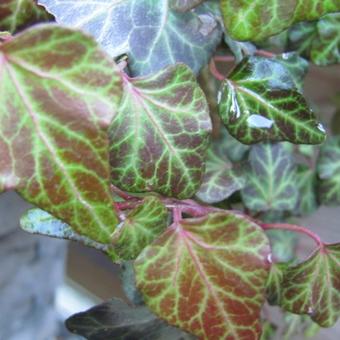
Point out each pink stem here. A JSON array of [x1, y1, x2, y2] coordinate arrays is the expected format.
[[172, 207, 182, 224], [214, 55, 235, 63], [110, 185, 137, 201], [259, 223, 324, 248], [255, 50, 276, 58], [209, 58, 225, 81]]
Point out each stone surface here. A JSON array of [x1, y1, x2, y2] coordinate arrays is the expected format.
[[0, 192, 66, 340]]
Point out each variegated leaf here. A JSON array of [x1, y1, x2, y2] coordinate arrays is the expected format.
[[220, 0, 340, 41], [0, 0, 52, 33], [242, 143, 299, 212], [109, 64, 211, 199], [135, 212, 271, 339], [218, 56, 325, 145], [0, 25, 122, 242], [317, 135, 340, 205], [112, 196, 168, 260], [196, 132, 246, 203], [281, 244, 340, 327], [38, 0, 222, 76]]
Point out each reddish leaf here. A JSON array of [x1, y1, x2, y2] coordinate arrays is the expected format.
[[135, 212, 271, 339], [0, 25, 122, 242]]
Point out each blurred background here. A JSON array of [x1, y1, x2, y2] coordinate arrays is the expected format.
[[0, 65, 339, 340]]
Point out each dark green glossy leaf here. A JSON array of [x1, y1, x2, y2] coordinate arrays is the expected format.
[[38, 0, 222, 76], [218, 57, 325, 145], [196, 132, 246, 203], [135, 212, 271, 339], [0, 0, 52, 33], [0, 25, 122, 243], [274, 52, 309, 93], [112, 197, 168, 260], [294, 166, 318, 216], [281, 243, 340, 327], [317, 135, 340, 205], [242, 143, 299, 212], [266, 262, 289, 305], [170, 0, 205, 12], [109, 64, 211, 199], [66, 298, 194, 340], [220, 0, 340, 41]]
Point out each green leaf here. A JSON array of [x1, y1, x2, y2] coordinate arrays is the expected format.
[[317, 135, 340, 205], [20, 208, 116, 255], [0, 25, 122, 243], [274, 52, 309, 93], [242, 143, 299, 212], [281, 313, 321, 339], [38, 0, 222, 76], [196, 133, 246, 203], [0, 0, 52, 33], [222, 130, 250, 162], [112, 197, 168, 260], [260, 320, 277, 340], [281, 244, 340, 327], [224, 34, 256, 64], [294, 166, 318, 215], [288, 13, 340, 66], [170, 0, 205, 12], [218, 56, 326, 145], [220, 0, 340, 41], [267, 230, 298, 262], [266, 262, 289, 305], [135, 212, 271, 339], [109, 64, 211, 199], [66, 298, 195, 340]]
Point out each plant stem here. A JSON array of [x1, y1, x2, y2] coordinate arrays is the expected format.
[[209, 58, 225, 81], [255, 50, 276, 58], [214, 55, 235, 63], [259, 223, 324, 248], [173, 207, 182, 223], [111, 185, 137, 201]]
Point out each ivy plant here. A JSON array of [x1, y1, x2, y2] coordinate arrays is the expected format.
[[1, 0, 340, 339]]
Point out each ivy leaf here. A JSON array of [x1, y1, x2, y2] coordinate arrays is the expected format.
[[0, 0, 53, 33], [218, 56, 326, 145], [224, 34, 256, 63], [20, 208, 118, 258], [289, 14, 340, 66], [242, 144, 299, 212], [38, 0, 222, 76], [266, 262, 289, 305], [282, 313, 320, 339], [222, 130, 250, 162], [274, 52, 309, 93], [109, 64, 211, 199], [281, 244, 340, 327], [112, 197, 169, 260], [267, 230, 298, 262], [317, 135, 340, 205], [135, 212, 271, 339], [0, 25, 122, 243], [196, 133, 246, 203], [260, 320, 277, 340], [66, 298, 195, 340], [170, 0, 205, 12], [220, 0, 340, 41], [294, 166, 318, 216]]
